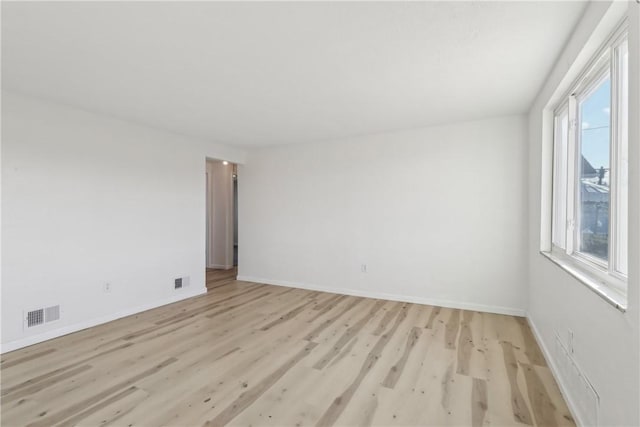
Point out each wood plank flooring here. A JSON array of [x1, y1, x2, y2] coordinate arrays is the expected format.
[[206, 267, 238, 291], [1, 278, 575, 426]]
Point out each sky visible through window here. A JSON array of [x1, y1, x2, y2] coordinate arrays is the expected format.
[[581, 78, 611, 173]]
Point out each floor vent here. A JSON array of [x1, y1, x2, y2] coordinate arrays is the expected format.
[[25, 305, 61, 329]]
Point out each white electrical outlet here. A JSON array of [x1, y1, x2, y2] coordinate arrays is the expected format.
[[103, 282, 111, 293], [361, 264, 367, 273]]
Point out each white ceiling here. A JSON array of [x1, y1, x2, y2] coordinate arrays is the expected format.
[[2, 1, 587, 147]]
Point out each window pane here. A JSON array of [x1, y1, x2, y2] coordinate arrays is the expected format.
[[615, 40, 628, 275], [552, 110, 569, 249], [578, 75, 610, 261]]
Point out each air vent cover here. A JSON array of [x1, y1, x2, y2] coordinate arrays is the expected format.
[[25, 305, 61, 329], [174, 276, 190, 289], [27, 309, 44, 328]]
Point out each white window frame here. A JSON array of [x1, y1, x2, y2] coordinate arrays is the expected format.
[[546, 20, 628, 306]]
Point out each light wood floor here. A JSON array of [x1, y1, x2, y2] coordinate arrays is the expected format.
[[1, 278, 574, 426], [206, 267, 238, 291]]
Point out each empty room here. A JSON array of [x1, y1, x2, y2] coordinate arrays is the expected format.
[[1, 1, 638, 426]]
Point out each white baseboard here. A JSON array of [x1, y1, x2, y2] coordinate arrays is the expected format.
[[236, 275, 525, 317], [526, 315, 584, 427], [0, 287, 207, 354]]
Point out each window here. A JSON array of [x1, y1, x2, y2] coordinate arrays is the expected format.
[[549, 23, 628, 298]]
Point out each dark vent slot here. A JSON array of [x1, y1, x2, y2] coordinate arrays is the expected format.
[[174, 278, 183, 289], [27, 309, 44, 328]]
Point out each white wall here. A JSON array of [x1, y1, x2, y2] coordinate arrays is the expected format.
[[1, 92, 246, 352], [239, 115, 528, 315], [527, 2, 639, 426], [206, 159, 234, 269]]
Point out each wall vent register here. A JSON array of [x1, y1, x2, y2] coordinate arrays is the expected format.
[[25, 305, 61, 329], [174, 276, 190, 289]]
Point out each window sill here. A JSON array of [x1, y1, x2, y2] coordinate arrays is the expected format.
[[540, 251, 627, 312]]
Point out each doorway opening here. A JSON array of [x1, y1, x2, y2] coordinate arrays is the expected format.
[[205, 158, 238, 291]]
